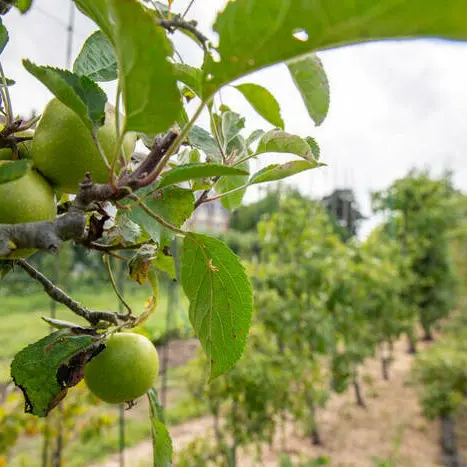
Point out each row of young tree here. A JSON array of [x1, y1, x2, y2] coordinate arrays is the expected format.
[[177, 169, 465, 466]]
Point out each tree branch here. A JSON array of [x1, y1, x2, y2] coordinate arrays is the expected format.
[[86, 241, 151, 252], [158, 17, 209, 51], [16, 259, 130, 326], [0, 131, 178, 257]]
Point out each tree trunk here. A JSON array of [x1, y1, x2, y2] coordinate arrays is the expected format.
[[51, 403, 63, 467], [353, 369, 366, 408], [228, 444, 237, 467], [311, 422, 322, 446], [380, 343, 390, 380], [381, 358, 390, 380], [406, 330, 417, 354], [305, 391, 322, 446], [440, 415, 464, 467], [280, 410, 287, 452], [42, 416, 50, 467], [423, 329, 434, 342], [160, 276, 176, 408], [119, 404, 125, 467]]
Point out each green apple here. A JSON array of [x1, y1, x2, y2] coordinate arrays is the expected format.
[[0, 161, 56, 258], [84, 333, 160, 404], [32, 98, 137, 194]]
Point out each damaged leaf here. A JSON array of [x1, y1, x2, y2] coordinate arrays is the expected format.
[[10, 329, 103, 417]]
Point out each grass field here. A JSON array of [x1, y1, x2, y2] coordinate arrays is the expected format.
[[0, 280, 190, 381]]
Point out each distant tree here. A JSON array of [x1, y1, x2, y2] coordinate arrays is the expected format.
[[373, 170, 460, 343]]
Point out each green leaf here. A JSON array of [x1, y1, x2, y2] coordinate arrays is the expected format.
[[203, 0, 467, 97], [0, 260, 12, 279], [256, 130, 317, 162], [234, 83, 284, 129], [157, 163, 249, 189], [22, 60, 106, 130], [246, 129, 265, 148], [188, 126, 222, 162], [126, 186, 194, 247], [0, 160, 29, 185], [177, 106, 190, 129], [214, 160, 249, 211], [11, 330, 102, 417], [76, 0, 182, 134], [15, 0, 33, 13], [221, 110, 245, 151], [181, 233, 253, 379], [73, 30, 118, 82], [114, 214, 143, 244], [152, 250, 176, 280], [221, 111, 245, 148], [0, 77, 15, 87], [0, 18, 8, 54], [249, 160, 321, 185], [287, 54, 329, 126], [148, 388, 173, 467], [305, 136, 320, 160], [177, 147, 200, 165], [173, 63, 202, 97], [221, 110, 245, 150]]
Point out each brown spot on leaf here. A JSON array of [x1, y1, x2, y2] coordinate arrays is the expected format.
[[57, 343, 105, 389]]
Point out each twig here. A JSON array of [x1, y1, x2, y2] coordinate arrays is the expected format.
[[181, 0, 196, 19], [128, 194, 186, 235], [158, 17, 208, 52], [193, 175, 222, 209], [91, 131, 111, 171], [87, 241, 150, 252], [133, 132, 179, 185], [0, 62, 13, 124], [103, 254, 133, 316], [209, 106, 227, 163], [196, 183, 248, 206], [144, 102, 206, 185], [194, 188, 213, 209], [16, 259, 130, 326]]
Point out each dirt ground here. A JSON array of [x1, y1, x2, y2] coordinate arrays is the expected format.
[[96, 336, 464, 467], [156, 338, 200, 369]]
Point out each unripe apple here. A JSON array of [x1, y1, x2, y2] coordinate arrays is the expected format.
[[32, 98, 136, 194], [0, 161, 56, 258], [84, 332, 160, 404]]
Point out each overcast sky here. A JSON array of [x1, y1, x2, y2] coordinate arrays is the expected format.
[[3, 1, 467, 236]]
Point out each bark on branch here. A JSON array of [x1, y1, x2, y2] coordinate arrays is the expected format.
[[0, 131, 178, 257], [17, 259, 130, 326]]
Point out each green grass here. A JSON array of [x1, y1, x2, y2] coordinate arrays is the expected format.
[[7, 414, 152, 467], [0, 282, 190, 381]]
